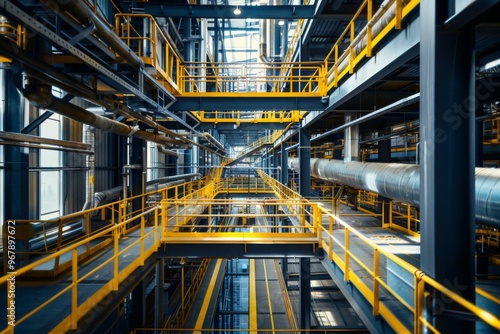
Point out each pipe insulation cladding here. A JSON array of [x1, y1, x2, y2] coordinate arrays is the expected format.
[[289, 158, 500, 227]]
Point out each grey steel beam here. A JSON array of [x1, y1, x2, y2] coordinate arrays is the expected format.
[[311, 93, 420, 142], [302, 16, 420, 128], [169, 97, 327, 111], [159, 243, 319, 258], [21, 94, 74, 134], [281, 142, 288, 186], [300, 258, 311, 331], [20, 110, 53, 134], [0, 1, 183, 125], [420, 1, 475, 332], [2, 66, 29, 267], [445, 0, 500, 30], [299, 127, 311, 198], [144, 4, 317, 19]]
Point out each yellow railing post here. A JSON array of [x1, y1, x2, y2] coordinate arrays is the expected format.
[[414, 271, 425, 334], [407, 203, 411, 231], [367, 0, 373, 57], [395, 0, 402, 29], [373, 249, 380, 316], [349, 23, 355, 74], [344, 228, 350, 281], [139, 216, 145, 266], [113, 227, 119, 291], [161, 200, 167, 239], [329, 215, 334, 260], [71, 248, 78, 330], [154, 207, 158, 242]]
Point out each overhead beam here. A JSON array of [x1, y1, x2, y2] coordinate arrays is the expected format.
[[169, 97, 327, 111], [159, 242, 319, 258], [143, 4, 317, 19]]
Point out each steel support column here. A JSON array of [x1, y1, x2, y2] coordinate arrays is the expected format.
[[130, 134, 146, 215], [299, 127, 311, 197], [273, 148, 279, 180], [420, 1, 475, 332], [344, 113, 359, 162], [131, 278, 146, 329], [281, 142, 288, 186], [2, 68, 29, 266], [475, 119, 483, 167], [299, 257, 311, 331], [185, 148, 192, 174], [378, 137, 392, 218], [154, 259, 165, 331], [378, 138, 391, 163]]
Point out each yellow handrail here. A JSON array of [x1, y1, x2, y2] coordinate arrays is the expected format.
[[324, 0, 420, 91], [257, 169, 500, 333]]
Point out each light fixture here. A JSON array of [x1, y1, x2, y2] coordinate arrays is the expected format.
[[234, 6, 241, 15], [278, 19, 285, 26]]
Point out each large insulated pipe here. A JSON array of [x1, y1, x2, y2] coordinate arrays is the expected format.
[[289, 158, 500, 227], [52, 0, 144, 69]]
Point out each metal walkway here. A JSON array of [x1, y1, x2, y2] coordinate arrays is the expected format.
[[2, 172, 500, 333]]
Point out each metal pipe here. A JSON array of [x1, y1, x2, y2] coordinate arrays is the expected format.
[[81, 125, 95, 211], [44, 96, 181, 147], [289, 158, 500, 227], [146, 173, 201, 186], [52, 0, 144, 69], [157, 146, 179, 158], [94, 173, 200, 207]]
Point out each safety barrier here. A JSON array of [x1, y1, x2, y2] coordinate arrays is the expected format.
[[258, 169, 500, 333], [180, 61, 324, 96], [3, 170, 499, 333], [324, 0, 420, 90], [164, 259, 211, 330], [0, 205, 160, 334], [191, 110, 303, 124]]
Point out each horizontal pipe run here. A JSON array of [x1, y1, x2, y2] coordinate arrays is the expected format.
[[52, 0, 144, 69], [289, 158, 500, 227], [46, 97, 180, 147]]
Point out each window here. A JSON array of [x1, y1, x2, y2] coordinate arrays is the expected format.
[[39, 113, 62, 219]]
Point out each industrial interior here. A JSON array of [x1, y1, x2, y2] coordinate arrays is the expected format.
[[1, 0, 500, 333]]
